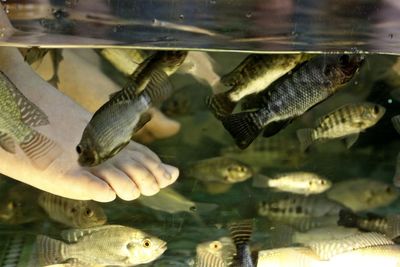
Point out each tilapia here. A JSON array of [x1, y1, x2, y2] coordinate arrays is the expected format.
[[37, 225, 167, 266], [257, 247, 322, 267], [252, 172, 331, 195], [186, 157, 253, 194], [338, 209, 400, 240], [326, 178, 399, 212], [297, 102, 385, 151], [196, 237, 235, 267], [38, 192, 107, 228], [76, 67, 173, 166], [0, 71, 62, 169], [206, 53, 312, 118], [0, 183, 44, 225], [221, 54, 365, 149], [258, 195, 347, 231], [228, 220, 255, 267], [138, 187, 217, 214], [292, 226, 361, 245]]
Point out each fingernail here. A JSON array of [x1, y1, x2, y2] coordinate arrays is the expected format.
[[163, 164, 179, 180]]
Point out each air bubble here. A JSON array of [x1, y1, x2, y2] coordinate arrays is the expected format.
[[179, 14, 184, 20]]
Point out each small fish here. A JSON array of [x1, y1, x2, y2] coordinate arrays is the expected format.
[[252, 172, 331, 195], [338, 209, 400, 240], [38, 192, 107, 228], [206, 53, 312, 118], [221, 54, 365, 149], [0, 71, 62, 169], [228, 220, 255, 267], [47, 49, 64, 87], [326, 178, 399, 212], [257, 247, 321, 267], [258, 195, 347, 231], [186, 157, 253, 194], [37, 225, 167, 266], [76, 68, 173, 166], [0, 183, 44, 225], [196, 237, 235, 267], [297, 102, 385, 151], [138, 187, 218, 214]]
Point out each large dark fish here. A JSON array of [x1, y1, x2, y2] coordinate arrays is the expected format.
[[228, 220, 255, 267], [222, 54, 365, 149]]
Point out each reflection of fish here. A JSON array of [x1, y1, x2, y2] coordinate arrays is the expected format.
[[37, 225, 167, 266], [338, 209, 400, 240], [0, 71, 62, 169], [77, 69, 172, 166], [327, 178, 399, 212], [196, 237, 235, 267], [207, 54, 312, 118], [222, 54, 364, 149], [138, 187, 217, 214], [0, 183, 44, 225], [253, 172, 331, 195], [38, 192, 107, 228], [258, 195, 346, 231], [297, 102, 385, 151], [186, 157, 253, 194]]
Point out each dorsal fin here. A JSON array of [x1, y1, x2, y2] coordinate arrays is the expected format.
[[60, 225, 124, 243], [0, 71, 49, 127]]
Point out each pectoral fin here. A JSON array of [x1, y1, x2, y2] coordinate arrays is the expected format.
[[133, 112, 152, 133], [343, 133, 359, 149]]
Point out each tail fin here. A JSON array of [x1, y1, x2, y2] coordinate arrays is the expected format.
[[392, 115, 400, 135], [252, 174, 272, 188], [394, 152, 400, 187], [36, 235, 67, 266], [20, 131, 62, 170], [221, 111, 263, 149], [205, 92, 236, 119], [337, 209, 359, 228], [296, 128, 315, 152]]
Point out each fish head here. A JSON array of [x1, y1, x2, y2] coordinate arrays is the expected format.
[[76, 127, 102, 166], [325, 54, 365, 84], [360, 103, 386, 123], [126, 232, 167, 264], [308, 176, 332, 193], [196, 237, 235, 264], [161, 51, 189, 74], [72, 201, 107, 228], [365, 184, 399, 207], [222, 161, 253, 183]]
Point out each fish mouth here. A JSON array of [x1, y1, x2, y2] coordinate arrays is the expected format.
[[159, 242, 168, 252]]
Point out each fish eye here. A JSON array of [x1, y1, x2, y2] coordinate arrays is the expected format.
[[142, 239, 152, 248], [85, 208, 94, 217], [386, 186, 392, 193], [373, 105, 380, 114], [308, 181, 313, 186], [209, 241, 222, 250], [70, 207, 77, 214], [339, 55, 350, 65], [76, 145, 82, 154]]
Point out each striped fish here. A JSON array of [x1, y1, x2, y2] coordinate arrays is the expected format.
[[196, 237, 235, 267], [0, 71, 61, 170], [38, 192, 107, 228], [297, 102, 385, 151]]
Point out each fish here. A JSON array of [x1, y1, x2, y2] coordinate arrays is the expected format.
[[196, 237, 235, 267], [20, 47, 50, 65], [221, 54, 365, 149], [206, 53, 312, 118], [186, 157, 253, 194], [138, 187, 218, 214], [0, 71, 62, 170], [0, 183, 44, 225], [100, 48, 148, 76], [338, 209, 400, 240], [252, 172, 331, 195], [326, 178, 399, 212], [258, 195, 347, 231], [76, 67, 173, 166], [36, 225, 167, 266], [394, 152, 400, 187], [256, 247, 322, 267], [297, 102, 385, 151], [228, 220, 255, 267], [292, 226, 361, 245], [37, 192, 107, 228], [47, 49, 64, 87]]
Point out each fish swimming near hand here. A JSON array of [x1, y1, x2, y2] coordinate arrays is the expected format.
[[207, 53, 312, 119], [186, 157, 253, 194], [222, 54, 365, 149], [252, 172, 331, 195], [76, 68, 173, 166], [326, 178, 399, 212], [37, 225, 167, 266], [338, 209, 400, 240], [0, 71, 62, 169], [38, 192, 107, 228], [297, 102, 385, 151]]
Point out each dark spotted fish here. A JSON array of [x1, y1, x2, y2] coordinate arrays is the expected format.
[[297, 102, 385, 151], [38, 192, 107, 228], [0, 71, 62, 169], [221, 54, 365, 149], [207, 53, 312, 118]]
